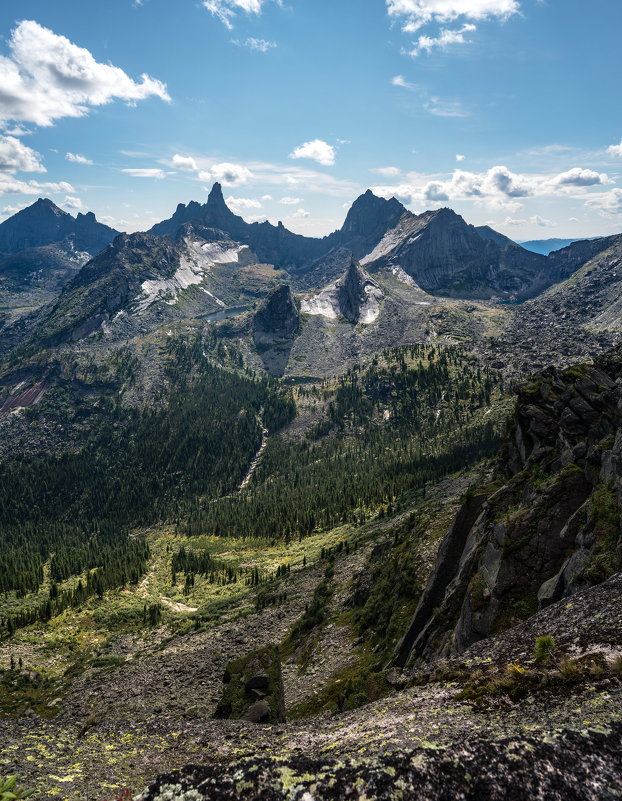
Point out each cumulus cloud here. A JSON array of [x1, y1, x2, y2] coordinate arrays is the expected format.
[[607, 139, 622, 157], [388, 0, 519, 56], [62, 195, 83, 210], [0, 20, 170, 127], [410, 23, 475, 54], [199, 162, 253, 186], [226, 195, 262, 209], [0, 135, 45, 173], [586, 189, 622, 216], [552, 167, 610, 187], [289, 139, 336, 167], [292, 208, 310, 218], [371, 164, 613, 211], [172, 154, 198, 172], [0, 177, 74, 196], [122, 168, 166, 179], [456, 154, 465, 161], [387, 0, 520, 29], [66, 152, 93, 165], [279, 196, 303, 205], [203, 0, 278, 29]]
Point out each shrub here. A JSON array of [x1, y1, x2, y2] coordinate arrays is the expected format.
[[558, 657, 582, 681], [0, 776, 35, 799], [533, 635, 557, 666]]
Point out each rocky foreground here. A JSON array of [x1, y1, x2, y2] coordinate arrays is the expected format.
[[140, 724, 622, 801]]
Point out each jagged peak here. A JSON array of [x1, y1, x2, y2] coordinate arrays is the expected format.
[[207, 182, 226, 207]]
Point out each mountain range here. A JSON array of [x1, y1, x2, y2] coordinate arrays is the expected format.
[[1, 182, 622, 800]]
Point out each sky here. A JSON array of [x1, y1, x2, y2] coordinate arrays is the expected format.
[[0, 0, 621, 241]]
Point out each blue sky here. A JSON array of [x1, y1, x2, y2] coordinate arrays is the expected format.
[[0, 0, 621, 240]]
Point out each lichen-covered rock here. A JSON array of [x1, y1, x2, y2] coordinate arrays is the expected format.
[[139, 723, 622, 800]]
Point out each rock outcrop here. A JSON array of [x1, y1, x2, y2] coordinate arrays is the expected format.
[[253, 285, 300, 346], [395, 350, 622, 666], [301, 256, 384, 324], [363, 207, 549, 300], [214, 645, 285, 724], [140, 724, 622, 800]]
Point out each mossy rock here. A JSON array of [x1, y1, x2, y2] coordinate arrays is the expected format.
[[214, 645, 284, 724]]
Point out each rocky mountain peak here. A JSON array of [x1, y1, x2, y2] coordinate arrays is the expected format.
[[337, 256, 384, 324], [253, 284, 299, 343], [0, 198, 118, 255], [207, 182, 226, 208], [341, 190, 407, 240]]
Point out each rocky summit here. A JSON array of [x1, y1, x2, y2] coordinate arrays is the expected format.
[[0, 182, 622, 801]]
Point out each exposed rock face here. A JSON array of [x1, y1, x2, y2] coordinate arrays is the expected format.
[[301, 256, 384, 324], [253, 285, 300, 346], [140, 724, 622, 800], [31, 232, 181, 345], [149, 185, 621, 301], [364, 207, 548, 300], [0, 198, 118, 255], [395, 351, 622, 666], [337, 190, 407, 258], [150, 184, 408, 275]]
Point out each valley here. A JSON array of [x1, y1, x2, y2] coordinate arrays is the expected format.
[[0, 187, 621, 800]]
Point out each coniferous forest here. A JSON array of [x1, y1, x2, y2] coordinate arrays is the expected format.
[[0, 336, 504, 638]]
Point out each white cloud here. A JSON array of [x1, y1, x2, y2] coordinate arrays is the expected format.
[[226, 195, 262, 209], [606, 139, 622, 157], [122, 168, 166, 179], [552, 167, 610, 187], [65, 152, 93, 165], [530, 215, 553, 227], [371, 163, 613, 211], [289, 139, 336, 167], [172, 154, 198, 172], [0, 177, 74, 196], [586, 189, 622, 216], [392, 75, 417, 89], [292, 208, 310, 218], [503, 217, 526, 226], [0, 135, 45, 173], [456, 154, 465, 161], [232, 37, 277, 52], [203, 0, 276, 29], [388, 1, 519, 56], [2, 124, 31, 136], [387, 0, 520, 29], [0, 20, 170, 127], [199, 162, 253, 186], [261, 194, 273, 201], [372, 166, 402, 177], [279, 196, 303, 205], [410, 22, 475, 54], [62, 195, 83, 210]]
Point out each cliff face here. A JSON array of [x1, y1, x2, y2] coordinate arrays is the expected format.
[[253, 284, 300, 346], [395, 352, 622, 666], [364, 207, 548, 300]]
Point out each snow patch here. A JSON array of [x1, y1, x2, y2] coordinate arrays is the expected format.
[[134, 239, 243, 313], [301, 288, 340, 319]]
